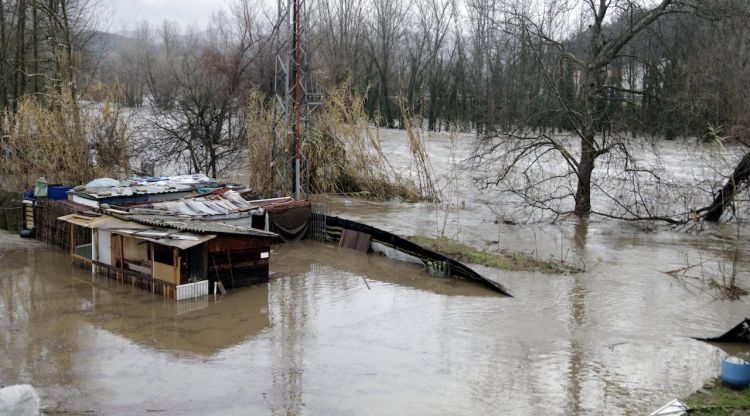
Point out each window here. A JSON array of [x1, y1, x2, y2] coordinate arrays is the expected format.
[[153, 244, 174, 265]]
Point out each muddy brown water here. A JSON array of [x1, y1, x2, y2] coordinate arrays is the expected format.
[[2, 131, 750, 415]]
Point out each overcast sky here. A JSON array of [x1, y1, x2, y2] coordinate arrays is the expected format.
[[100, 0, 232, 32]]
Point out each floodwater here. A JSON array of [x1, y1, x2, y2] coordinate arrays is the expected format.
[[2, 131, 750, 415]]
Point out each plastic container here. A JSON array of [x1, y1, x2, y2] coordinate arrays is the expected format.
[[34, 177, 48, 198], [47, 186, 73, 200], [721, 356, 750, 388]]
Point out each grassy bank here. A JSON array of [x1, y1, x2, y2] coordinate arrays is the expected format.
[[684, 377, 750, 415], [410, 236, 581, 274]]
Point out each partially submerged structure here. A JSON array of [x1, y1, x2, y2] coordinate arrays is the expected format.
[[20, 173, 511, 300], [17, 175, 280, 300], [696, 318, 750, 343], [318, 215, 512, 296], [59, 212, 277, 299]]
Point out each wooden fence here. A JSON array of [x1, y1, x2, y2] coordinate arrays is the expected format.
[[33, 200, 89, 250]]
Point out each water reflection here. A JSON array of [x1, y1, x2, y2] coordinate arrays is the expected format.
[[272, 241, 504, 297], [0, 221, 747, 415]]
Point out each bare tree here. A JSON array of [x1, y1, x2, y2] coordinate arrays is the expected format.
[[472, 0, 744, 220], [400, 0, 455, 122], [315, 0, 366, 86], [365, 0, 409, 127], [0, 1, 8, 114], [139, 1, 273, 178]]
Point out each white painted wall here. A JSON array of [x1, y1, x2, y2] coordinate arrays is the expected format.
[[98, 230, 112, 266]]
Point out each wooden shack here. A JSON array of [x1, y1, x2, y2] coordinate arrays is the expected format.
[[207, 235, 271, 289], [59, 213, 276, 299]]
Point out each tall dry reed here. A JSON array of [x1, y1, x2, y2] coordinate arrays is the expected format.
[[398, 97, 440, 202], [1, 86, 131, 190], [307, 83, 421, 200], [246, 90, 283, 194], [247, 82, 426, 201]]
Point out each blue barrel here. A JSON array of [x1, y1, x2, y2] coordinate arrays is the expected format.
[[721, 357, 750, 388], [47, 186, 73, 200]]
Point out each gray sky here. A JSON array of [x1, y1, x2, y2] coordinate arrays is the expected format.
[[101, 0, 231, 32]]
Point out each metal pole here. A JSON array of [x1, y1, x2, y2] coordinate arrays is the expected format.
[[293, 0, 302, 200]]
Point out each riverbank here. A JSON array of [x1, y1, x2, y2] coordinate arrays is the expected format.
[[684, 377, 750, 415], [409, 235, 582, 274], [0, 229, 43, 250]]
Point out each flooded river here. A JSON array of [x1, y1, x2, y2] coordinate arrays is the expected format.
[[2, 131, 750, 415]]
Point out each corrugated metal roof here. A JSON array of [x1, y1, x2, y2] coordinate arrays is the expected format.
[[59, 214, 219, 249], [137, 190, 261, 217], [124, 214, 278, 238], [108, 228, 216, 250], [58, 213, 99, 227], [58, 214, 149, 230]]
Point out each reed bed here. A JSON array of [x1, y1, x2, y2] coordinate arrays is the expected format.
[[398, 97, 440, 202], [1, 87, 131, 190], [246, 90, 282, 194], [247, 82, 435, 202]]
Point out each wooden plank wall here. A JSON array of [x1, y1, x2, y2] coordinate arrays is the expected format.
[[207, 236, 270, 289]]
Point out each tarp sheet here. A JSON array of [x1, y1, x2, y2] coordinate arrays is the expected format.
[[0, 385, 41, 416], [269, 205, 311, 242]]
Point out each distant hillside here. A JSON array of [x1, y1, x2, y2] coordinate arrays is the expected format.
[[83, 30, 136, 56]]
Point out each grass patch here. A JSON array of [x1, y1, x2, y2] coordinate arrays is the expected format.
[[685, 377, 750, 415], [410, 236, 581, 274]]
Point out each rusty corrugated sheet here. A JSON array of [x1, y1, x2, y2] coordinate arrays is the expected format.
[[338, 229, 372, 252]]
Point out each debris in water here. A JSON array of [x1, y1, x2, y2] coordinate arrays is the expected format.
[[0, 384, 41, 416]]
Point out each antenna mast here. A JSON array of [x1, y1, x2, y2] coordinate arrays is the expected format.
[[272, 0, 319, 199]]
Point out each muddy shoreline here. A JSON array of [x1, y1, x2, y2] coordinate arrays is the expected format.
[[0, 229, 43, 250]]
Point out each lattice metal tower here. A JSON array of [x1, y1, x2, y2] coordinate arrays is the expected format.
[[272, 0, 320, 199]]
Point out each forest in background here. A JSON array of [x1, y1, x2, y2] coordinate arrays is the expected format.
[[2, 0, 748, 136], [1, 0, 749, 222]]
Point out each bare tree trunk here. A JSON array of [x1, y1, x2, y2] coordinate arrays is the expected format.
[[32, 0, 38, 95], [379, 68, 392, 127], [0, 0, 7, 113], [573, 31, 607, 217], [14, 0, 27, 106], [702, 152, 750, 222], [59, 0, 82, 135], [47, 0, 60, 93], [574, 137, 596, 216]]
